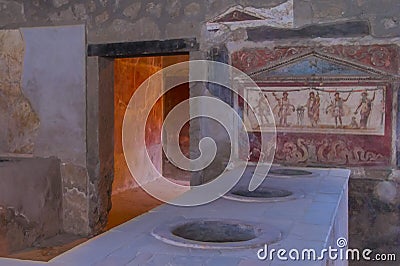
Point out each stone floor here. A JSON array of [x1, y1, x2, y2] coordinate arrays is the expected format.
[[4, 235, 87, 262], [106, 186, 164, 230]]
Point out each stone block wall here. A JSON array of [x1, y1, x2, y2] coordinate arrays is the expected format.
[[0, 157, 62, 253]]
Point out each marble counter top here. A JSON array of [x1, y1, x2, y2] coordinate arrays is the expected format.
[[0, 167, 350, 266]]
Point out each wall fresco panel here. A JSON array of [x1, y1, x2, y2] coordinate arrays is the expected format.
[[232, 45, 395, 166]]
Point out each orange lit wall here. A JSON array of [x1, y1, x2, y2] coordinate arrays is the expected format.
[[113, 55, 189, 194], [113, 57, 163, 193]]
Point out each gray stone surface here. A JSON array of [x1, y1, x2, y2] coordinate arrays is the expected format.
[[0, 157, 62, 252], [87, 57, 114, 235], [72, 4, 87, 21], [0, 0, 397, 42], [166, 0, 182, 18], [21, 25, 88, 235], [95, 11, 109, 25], [184, 2, 201, 17], [52, 0, 69, 8], [61, 163, 89, 235], [370, 15, 400, 38], [145, 2, 162, 18], [164, 21, 198, 39], [349, 170, 400, 253], [293, 0, 313, 26], [375, 181, 398, 204], [49, 7, 75, 23], [21, 25, 86, 166], [39, 166, 347, 266], [0, 1, 25, 26], [0, 207, 37, 255], [122, 2, 141, 19]]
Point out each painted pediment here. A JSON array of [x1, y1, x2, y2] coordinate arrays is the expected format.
[[250, 52, 392, 81], [212, 10, 264, 23], [207, 1, 293, 31]]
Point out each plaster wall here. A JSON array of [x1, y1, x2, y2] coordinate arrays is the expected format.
[[21, 25, 88, 235], [113, 57, 164, 194], [0, 25, 88, 235]]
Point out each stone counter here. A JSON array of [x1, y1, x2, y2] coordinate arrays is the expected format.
[[0, 167, 349, 266]]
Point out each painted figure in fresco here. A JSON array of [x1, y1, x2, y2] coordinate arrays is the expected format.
[[326, 92, 351, 128], [354, 90, 375, 129], [272, 92, 295, 127], [254, 92, 271, 127], [380, 99, 385, 126], [305, 91, 320, 127], [296, 105, 305, 126]]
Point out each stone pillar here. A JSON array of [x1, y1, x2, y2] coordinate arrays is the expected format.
[[87, 56, 115, 235]]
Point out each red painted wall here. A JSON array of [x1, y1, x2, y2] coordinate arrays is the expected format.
[[232, 45, 398, 166]]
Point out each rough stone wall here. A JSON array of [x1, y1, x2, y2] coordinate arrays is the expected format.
[[294, 0, 400, 37], [0, 0, 399, 43], [349, 168, 400, 256]]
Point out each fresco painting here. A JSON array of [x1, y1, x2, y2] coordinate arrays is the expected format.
[[244, 86, 386, 135]]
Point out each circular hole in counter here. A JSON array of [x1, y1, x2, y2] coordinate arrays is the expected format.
[[269, 168, 313, 176], [231, 187, 293, 198], [223, 185, 304, 203], [152, 218, 281, 249], [172, 220, 256, 243]]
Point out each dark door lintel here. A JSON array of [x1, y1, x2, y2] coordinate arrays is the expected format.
[[88, 38, 199, 58]]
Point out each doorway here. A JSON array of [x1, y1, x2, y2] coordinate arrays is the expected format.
[[106, 54, 190, 229]]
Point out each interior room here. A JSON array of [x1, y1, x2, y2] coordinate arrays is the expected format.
[[0, 1, 399, 265], [108, 54, 190, 229]]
